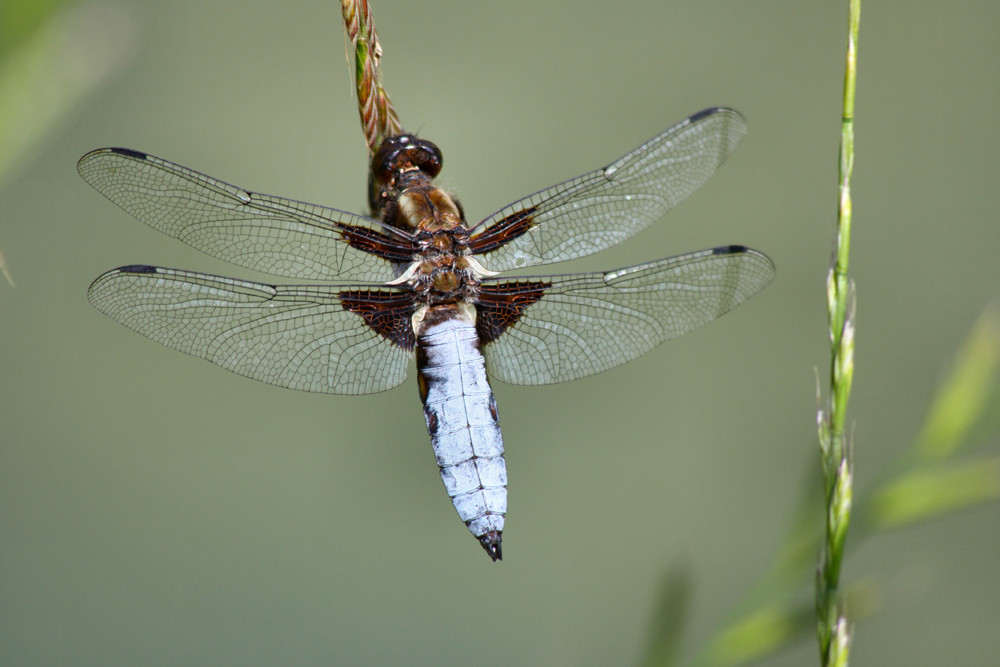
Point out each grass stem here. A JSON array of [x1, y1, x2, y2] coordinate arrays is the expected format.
[[816, 0, 861, 665], [340, 0, 401, 151]]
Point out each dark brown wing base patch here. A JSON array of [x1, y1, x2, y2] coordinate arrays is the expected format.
[[468, 206, 537, 254], [339, 289, 417, 350], [339, 224, 418, 263], [475, 281, 549, 344]]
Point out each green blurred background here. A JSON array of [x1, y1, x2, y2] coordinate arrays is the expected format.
[[2, 1, 998, 665]]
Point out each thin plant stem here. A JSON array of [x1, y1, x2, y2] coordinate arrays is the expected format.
[[0, 246, 13, 287], [341, 0, 402, 152], [817, 0, 860, 665]]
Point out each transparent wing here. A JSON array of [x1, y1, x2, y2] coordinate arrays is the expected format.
[[480, 245, 774, 385], [469, 108, 746, 272], [78, 148, 417, 282], [88, 265, 412, 394]]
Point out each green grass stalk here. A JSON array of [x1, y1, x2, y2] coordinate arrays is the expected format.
[[816, 0, 861, 665]]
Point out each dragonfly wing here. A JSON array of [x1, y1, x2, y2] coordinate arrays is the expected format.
[[479, 245, 774, 385], [88, 265, 413, 394], [78, 148, 416, 282], [469, 108, 746, 271]]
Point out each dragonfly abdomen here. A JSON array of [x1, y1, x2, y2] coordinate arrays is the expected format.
[[416, 310, 506, 561]]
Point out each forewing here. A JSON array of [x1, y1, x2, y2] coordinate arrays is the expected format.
[[88, 265, 413, 394], [78, 148, 417, 282], [480, 246, 774, 385], [469, 108, 746, 271]]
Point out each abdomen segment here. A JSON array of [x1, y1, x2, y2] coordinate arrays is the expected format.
[[416, 315, 506, 561]]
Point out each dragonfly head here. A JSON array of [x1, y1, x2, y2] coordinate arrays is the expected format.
[[371, 134, 443, 185]]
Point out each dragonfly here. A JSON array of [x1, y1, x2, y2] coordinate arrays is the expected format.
[[81, 107, 774, 561]]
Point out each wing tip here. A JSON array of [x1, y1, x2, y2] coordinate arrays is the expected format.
[[88, 264, 158, 292], [116, 264, 159, 274], [107, 147, 149, 160], [712, 245, 776, 273], [689, 106, 743, 123], [712, 244, 749, 255], [78, 147, 149, 175], [689, 107, 722, 123]]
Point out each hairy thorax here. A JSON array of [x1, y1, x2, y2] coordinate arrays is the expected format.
[[388, 181, 494, 307]]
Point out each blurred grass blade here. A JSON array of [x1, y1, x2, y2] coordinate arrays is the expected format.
[[768, 483, 824, 588], [0, 0, 136, 185], [699, 601, 810, 667], [640, 564, 692, 667], [695, 580, 879, 667], [685, 467, 820, 666], [913, 305, 1000, 461], [868, 457, 1000, 528], [743, 465, 825, 602], [0, 246, 12, 286]]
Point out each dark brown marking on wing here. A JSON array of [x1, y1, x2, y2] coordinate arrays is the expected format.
[[108, 147, 148, 160], [467, 206, 538, 255], [339, 224, 417, 263], [117, 264, 158, 274], [474, 281, 550, 344], [339, 289, 417, 351]]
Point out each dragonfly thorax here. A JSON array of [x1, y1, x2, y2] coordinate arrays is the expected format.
[[396, 187, 464, 233], [400, 252, 482, 304]]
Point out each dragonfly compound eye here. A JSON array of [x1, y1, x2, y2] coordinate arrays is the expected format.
[[371, 135, 443, 183]]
